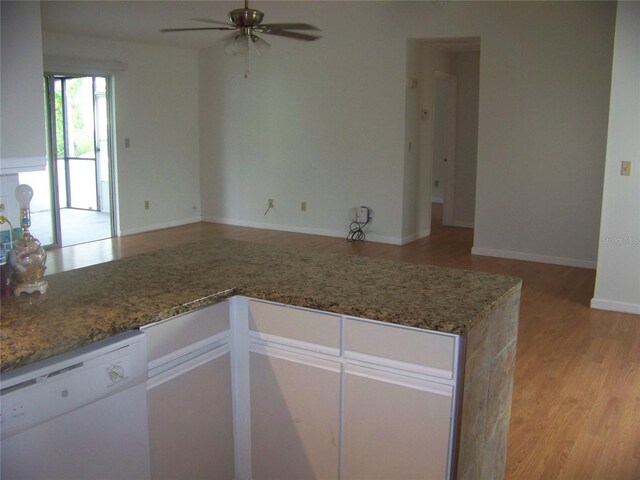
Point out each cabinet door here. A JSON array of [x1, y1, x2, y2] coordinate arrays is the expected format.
[[342, 365, 453, 480], [1, 1, 47, 172], [250, 350, 340, 480], [147, 352, 235, 480]]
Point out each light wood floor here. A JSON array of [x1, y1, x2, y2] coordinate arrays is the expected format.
[[45, 207, 640, 479]]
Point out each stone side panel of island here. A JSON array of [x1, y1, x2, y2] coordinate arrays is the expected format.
[[457, 287, 521, 480]]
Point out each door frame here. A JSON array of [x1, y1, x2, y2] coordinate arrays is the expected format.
[[44, 73, 117, 247]]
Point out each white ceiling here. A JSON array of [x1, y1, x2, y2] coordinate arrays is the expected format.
[[40, 1, 301, 50], [41, 1, 480, 52]]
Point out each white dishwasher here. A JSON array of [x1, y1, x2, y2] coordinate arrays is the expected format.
[[0, 330, 151, 480]]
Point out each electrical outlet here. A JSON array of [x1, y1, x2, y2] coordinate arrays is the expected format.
[[268, 199, 274, 209], [621, 161, 632, 176], [301, 201, 307, 212], [192, 203, 197, 213], [144, 200, 150, 210], [356, 206, 369, 223]]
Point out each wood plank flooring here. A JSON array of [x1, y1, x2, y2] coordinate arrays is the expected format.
[[43, 208, 640, 479]]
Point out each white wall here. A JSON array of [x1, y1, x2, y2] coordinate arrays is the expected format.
[[199, 2, 407, 244], [592, 1, 640, 315], [199, 1, 616, 264], [470, 2, 615, 267], [42, 32, 201, 236]]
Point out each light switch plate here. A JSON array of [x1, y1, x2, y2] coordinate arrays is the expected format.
[[621, 161, 632, 176]]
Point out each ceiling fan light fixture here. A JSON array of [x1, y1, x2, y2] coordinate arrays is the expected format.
[[225, 33, 249, 56], [250, 34, 271, 55]]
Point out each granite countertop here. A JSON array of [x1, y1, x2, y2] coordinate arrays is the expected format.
[[0, 238, 521, 372]]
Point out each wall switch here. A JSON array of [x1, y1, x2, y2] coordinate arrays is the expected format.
[[301, 201, 307, 212], [621, 161, 632, 176], [144, 200, 150, 210], [124, 138, 130, 148]]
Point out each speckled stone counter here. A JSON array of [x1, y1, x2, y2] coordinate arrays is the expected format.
[[0, 237, 520, 373], [0, 237, 521, 480]]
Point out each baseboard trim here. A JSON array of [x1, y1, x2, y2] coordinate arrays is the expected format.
[[202, 216, 403, 245], [401, 229, 431, 245], [590, 298, 640, 315], [120, 217, 201, 236], [471, 246, 597, 269], [452, 220, 474, 229]]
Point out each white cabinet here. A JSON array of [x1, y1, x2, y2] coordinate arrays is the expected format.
[[250, 352, 341, 479], [147, 351, 234, 480], [245, 299, 460, 480], [247, 300, 341, 479], [342, 366, 453, 480], [0, 1, 47, 173], [143, 297, 461, 480], [342, 318, 458, 480], [143, 301, 235, 480]]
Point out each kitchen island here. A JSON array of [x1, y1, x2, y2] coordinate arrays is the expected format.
[[0, 237, 521, 480]]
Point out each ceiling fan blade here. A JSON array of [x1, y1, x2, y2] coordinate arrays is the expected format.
[[160, 27, 237, 33], [260, 30, 321, 41], [259, 23, 319, 31], [191, 18, 235, 27]]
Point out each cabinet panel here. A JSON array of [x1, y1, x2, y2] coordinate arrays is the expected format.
[[250, 352, 340, 480], [148, 353, 234, 480], [0, 1, 47, 172], [248, 300, 340, 350], [345, 318, 455, 376], [144, 301, 230, 362], [342, 367, 453, 480]]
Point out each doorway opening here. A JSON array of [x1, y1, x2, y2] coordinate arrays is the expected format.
[[21, 74, 115, 247], [432, 72, 458, 228], [415, 38, 480, 235]]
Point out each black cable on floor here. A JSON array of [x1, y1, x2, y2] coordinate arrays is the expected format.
[[347, 219, 369, 241]]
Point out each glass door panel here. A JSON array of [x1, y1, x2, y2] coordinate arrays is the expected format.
[[68, 159, 97, 210], [65, 77, 95, 159], [38, 74, 115, 247]]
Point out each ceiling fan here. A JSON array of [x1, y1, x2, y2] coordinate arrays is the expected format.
[[160, 0, 321, 56]]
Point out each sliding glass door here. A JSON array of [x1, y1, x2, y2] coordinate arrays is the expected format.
[[21, 74, 115, 247]]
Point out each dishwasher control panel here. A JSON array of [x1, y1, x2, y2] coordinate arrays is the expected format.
[[0, 331, 147, 439]]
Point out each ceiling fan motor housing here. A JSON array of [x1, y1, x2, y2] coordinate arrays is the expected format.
[[229, 8, 264, 28]]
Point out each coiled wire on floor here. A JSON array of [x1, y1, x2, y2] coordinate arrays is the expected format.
[[347, 220, 369, 241]]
